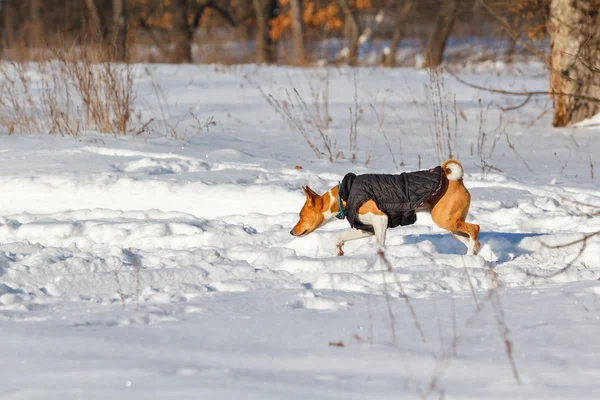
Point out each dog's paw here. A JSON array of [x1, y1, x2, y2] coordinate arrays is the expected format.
[[469, 241, 481, 256], [336, 244, 345, 257]]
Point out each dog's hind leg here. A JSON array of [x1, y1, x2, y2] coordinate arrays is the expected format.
[[451, 221, 480, 255], [450, 230, 481, 255], [335, 229, 374, 256], [433, 214, 480, 255], [450, 231, 470, 249]]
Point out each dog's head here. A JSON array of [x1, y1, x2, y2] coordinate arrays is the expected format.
[[290, 186, 326, 237]]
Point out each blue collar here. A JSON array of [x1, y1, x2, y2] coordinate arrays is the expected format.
[[335, 182, 346, 220]]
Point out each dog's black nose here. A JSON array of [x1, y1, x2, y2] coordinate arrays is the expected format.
[[290, 230, 294, 235]]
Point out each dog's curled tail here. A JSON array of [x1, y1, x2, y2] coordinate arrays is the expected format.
[[442, 159, 464, 180]]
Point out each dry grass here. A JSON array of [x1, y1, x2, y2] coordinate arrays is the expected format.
[[427, 68, 459, 164], [129, 247, 142, 312], [349, 73, 360, 164], [56, 46, 135, 135], [0, 62, 42, 134], [488, 270, 521, 384], [473, 98, 504, 176], [252, 72, 336, 163], [0, 42, 140, 136], [110, 256, 127, 311], [266, 88, 335, 162], [306, 70, 332, 131], [371, 104, 401, 170], [375, 247, 524, 398], [420, 266, 521, 399], [378, 249, 426, 343], [254, 71, 385, 164]]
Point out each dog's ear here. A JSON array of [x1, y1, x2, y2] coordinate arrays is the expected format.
[[302, 186, 318, 206]]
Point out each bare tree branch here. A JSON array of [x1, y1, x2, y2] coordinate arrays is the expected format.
[[497, 94, 532, 112], [477, 0, 546, 59], [525, 198, 599, 279], [446, 69, 600, 103], [138, 18, 172, 58], [192, 0, 239, 32]]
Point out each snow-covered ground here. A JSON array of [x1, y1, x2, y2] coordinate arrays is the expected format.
[[0, 62, 598, 399]]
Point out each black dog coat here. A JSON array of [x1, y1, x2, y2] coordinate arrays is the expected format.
[[338, 166, 444, 232]]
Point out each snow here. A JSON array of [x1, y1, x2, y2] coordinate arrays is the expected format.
[[575, 111, 600, 128], [0, 62, 599, 399]]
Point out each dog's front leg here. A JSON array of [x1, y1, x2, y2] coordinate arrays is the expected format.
[[356, 213, 389, 249], [335, 229, 374, 256], [370, 214, 389, 248]]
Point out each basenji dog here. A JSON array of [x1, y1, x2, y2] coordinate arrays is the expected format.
[[290, 159, 480, 256]]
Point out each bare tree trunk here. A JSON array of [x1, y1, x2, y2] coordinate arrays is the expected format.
[[113, 0, 128, 61], [384, 0, 415, 67], [30, 0, 42, 48], [84, 0, 108, 43], [253, 0, 278, 64], [504, 14, 520, 63], [338, 0, 359, 66], [1, 0, 15, 53], [422, 0, 458, 68], [548, 0, 600, 127], [505, 36, 517, 63], [172, 0, 192, 63], [289, 0, 306, 65]]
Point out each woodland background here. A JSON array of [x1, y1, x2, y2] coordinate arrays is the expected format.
[[0, 0, 598, 127]]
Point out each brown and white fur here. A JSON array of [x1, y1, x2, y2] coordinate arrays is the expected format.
[[290, 160, 480, 256]]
